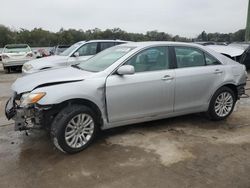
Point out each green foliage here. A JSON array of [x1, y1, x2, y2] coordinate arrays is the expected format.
[[0, 24, 246, 47], [197, 29, 246, 43]]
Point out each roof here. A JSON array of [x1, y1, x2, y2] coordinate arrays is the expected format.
[[77, 39, 128, 44], [4, 44, 29, 48], [121, 41, 203, 48], [206, 45, 244, 57]]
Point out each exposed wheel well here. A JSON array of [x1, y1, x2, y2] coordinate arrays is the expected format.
[[47, 99, 103, 126], [221, 84, 238, 98]]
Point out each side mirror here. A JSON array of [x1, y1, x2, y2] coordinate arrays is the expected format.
[[117, 65, 135, 75], [73, 52, 80, 57]]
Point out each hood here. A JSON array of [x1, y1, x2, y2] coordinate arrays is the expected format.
[[207, 45, 244, 57], [26, 55, 68, 69], [12, 66, 93, 94]]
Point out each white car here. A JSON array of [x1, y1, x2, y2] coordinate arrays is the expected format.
[[2, 44, 35, 73], [22, 40, 127, 74]]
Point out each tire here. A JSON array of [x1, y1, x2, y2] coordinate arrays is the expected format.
[[207, 86, 236, 121], [50, 105, 99, 154], [4, 67, 10, 74]]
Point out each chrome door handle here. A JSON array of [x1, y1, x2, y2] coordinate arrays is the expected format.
[[214, 69, 223, 74], [161, 75, 174, 81]]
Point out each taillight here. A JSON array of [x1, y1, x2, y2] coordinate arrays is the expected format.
[[26, 53, 33, 58], [2, 55, 9, 59]]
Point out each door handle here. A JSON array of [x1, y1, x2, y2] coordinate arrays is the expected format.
[[161, 75, 174, 81], [214, 69, 223, 74]]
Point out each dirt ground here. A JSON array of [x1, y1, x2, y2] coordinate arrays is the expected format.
[[0, 64, 250, 188]]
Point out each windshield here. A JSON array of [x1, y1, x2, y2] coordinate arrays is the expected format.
[[3, 44, 31, 53], [59, 42, 83, 56], [77, 46, 135, 72]]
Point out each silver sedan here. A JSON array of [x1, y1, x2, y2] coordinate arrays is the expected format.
[[6, 42, 248, 153]]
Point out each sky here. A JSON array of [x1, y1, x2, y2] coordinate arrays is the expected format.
[[0, 0, 248, 37]]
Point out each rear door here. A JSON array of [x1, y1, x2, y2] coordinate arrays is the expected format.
[[106, 46, 175, 123], [173, 46, 225, 112]]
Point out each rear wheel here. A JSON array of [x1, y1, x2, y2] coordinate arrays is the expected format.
[[207, 86, 236, 121], [50, 105, 99, 154]]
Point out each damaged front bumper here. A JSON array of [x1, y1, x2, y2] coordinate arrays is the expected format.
[[5, 94, 50, 131]]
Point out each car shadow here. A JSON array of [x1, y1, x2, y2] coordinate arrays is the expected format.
[[99, 113, 227, 141]]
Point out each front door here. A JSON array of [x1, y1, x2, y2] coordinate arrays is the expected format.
[[106, 46, 175, 123]]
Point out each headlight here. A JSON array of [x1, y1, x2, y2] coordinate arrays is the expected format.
[[20, 92, 46, 107], [22, 64, 33, 71]]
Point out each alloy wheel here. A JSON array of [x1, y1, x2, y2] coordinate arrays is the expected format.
[[214, 92, 234, 117], [64, 113, 94, 148]]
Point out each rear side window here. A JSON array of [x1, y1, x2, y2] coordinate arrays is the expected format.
[[205, 53, 221, 65], [175, 47, 205, 68], [3, 44, 31, 53], [100, 42, 115, 51], [126, 47, 169, 73]]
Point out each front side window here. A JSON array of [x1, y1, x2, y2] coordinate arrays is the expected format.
[[76, 42, 98, 56], [126, 47, 169, 72], [59, 42, 83, 56], [175, 47, 205, 68]]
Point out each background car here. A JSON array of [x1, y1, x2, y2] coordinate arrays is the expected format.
[[1, 44, 35, 73], [240, 45, 250, 69], [50, 45, 70, 55], [34, 48, 51, 58], [22, 40, 127, 74], [206, 45, 244, 62], [228, 42, 250, 50]]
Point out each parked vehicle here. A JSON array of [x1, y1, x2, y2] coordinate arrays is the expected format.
[[2, 44, 35, 73], [0, 53, 2, 62], [22, 40, 127, 74], [33, 48, 50, 59], [50, 45, 70, 55], [240, 46, 250, 69], [6, 42, 247, 153], [228, 42, 250, 50], [195, 41, 228, 46], [206, 45, 244, 62]]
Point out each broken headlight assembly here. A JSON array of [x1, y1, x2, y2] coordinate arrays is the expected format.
[[20, 92, 46, 107]]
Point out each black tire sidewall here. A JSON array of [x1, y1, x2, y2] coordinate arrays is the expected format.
[[51, 105, 99, 154], [208, 87, 236, 121]]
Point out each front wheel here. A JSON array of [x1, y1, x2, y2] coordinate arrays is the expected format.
[[4, 67, 10, 74], [207, 86, 236, 121], [50, 105, 99, 154]]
